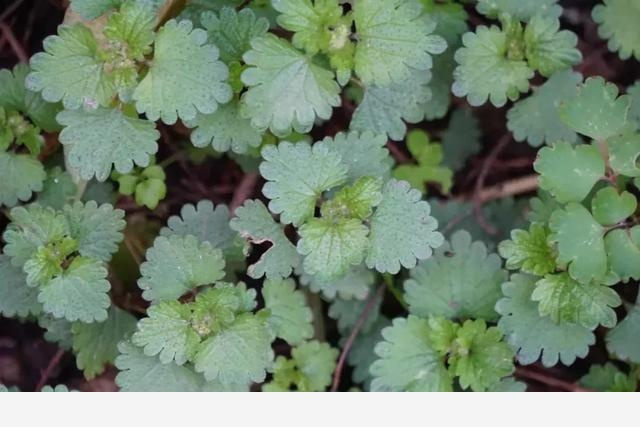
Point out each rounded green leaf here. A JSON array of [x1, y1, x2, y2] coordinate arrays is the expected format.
[[592, 0, 640, 61], [591, 187, 637, 226]]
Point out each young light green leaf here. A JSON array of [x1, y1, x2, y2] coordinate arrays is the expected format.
[[260, 141, 347, 226], [523, 15, 581, 77], [138, 234, 225, 302], [533, 143, 605, 203], [0, 152, 46, 208], [498, 223, 556, 276], [57, 108, 159, 181], [592, 0, 640, 61], [321, 177, 383, 220], [404, 230, 506, 321], [241, 35, 341, 136], [366, 179, 444, 274], [352, 0, 446, 86], [263, 278, 313, 346], [496, 274, 595, 367], [289, 340, 338, 391], [133, 19, 232, 124]]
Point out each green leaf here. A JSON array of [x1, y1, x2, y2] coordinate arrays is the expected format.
[[186, 101, 263, 154], [452, 25, 533, 107], [606, 303, 640, 363], [317, 131, 393, 183], [608, 132, 640, 177], [345, 316, 390, 389], [0, 255, 42, 318], [71, 306, 137, 379], [449, 319, 514, 392], [370, 316, 452, 392], [592, 0, 640, 61], [558, 76, 631, 141], [496, 274, 595, 367], [201, 7, 269, 63], [321, 177, 383, 220], [329, 293, 381, 337], [605, 227, 640, 283], [532, 273, 620, 329], [260, 141, 347, 226], [241, 35, 341, 136], [27, 24, 115, 109], [132, 300, 201, 365], [0, 152, 46, 208], [57, 108, 159, 181], [580, 363, 637, 392], [476, 0, 561, 21], [138, 235, 225, 302], [37, 167, 76, 210], [421, 48, 456, 121], [404, 230, 506, 321], [366, 179, 444, 274], [549, 203, 607, 284], [230, 199, 299, 279], [523, 15, 581, 77], [133, 19, 232, 124], [263, 278, 313, 346], [300, 264, 374, 301], [591, 187, 637, 226], [298, 217, 369, 281], [38, 257, 111, 323], [507, 70, 581, 147], [628, 81, 640, 127], [193, 312, 274, 384], [39, 315, 73, 350], [534, 143, 605, 203], [70, 0, 122, 20], [350, 67, 431, 142], [352, 0, 446, 86], [441, 108, 481, 171], [63, 201, 125, 262], [498, 223, 556, 276], [103, 1, 156, 60]]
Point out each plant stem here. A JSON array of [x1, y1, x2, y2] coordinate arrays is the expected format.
[[382, 273, 408, 310]]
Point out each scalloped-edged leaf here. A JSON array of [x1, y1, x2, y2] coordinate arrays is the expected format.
[[241, 35, 341, 136], [352, 0, 446, 86], [498, 223, 556, 276], [39, 315, 73, 350], [38, 257, 111, 323], [290, 340, 338, 391], [260, 141, 347, 226], [63, 201, 125, 262], [605, 227, 640, 283], [201, 7, 269, 63], [441, 108, 481, 171], [70, 0, 122, 20], [0, 255, 41, 318], [523, 15, 581, 77], [452, 25, 533, 107], [193, 312, 274, 384], [366, 179, 444, 274], [317, 131, 393, 183], [496, 274, 595, 367], [534, 143, 605, 203], [507, 70, 581, 147], [608, 132, 640, 177], [133, 19, 232, 124], [350, 67, 431, 142], [263, 278, 313, 346], [476, 0, 561, 21], [558, 76, 631, 141], [549, 203, 607, 284], [592, 0, 640, 61], [404, 230, 506, 321], [26, 24, 115, 109], [591, 187, 636, 226], [0, 152, 46, 208], [71, 306, 137, 379], [300, 264, 374, 301], [131, 300, 201, 365], [230, 199, 299, 279], [606, 303, 640, 363], [393, 131, 452, 194], [57, 108, 159, 181], [138, 234, 225, 302], [370, 316, 451, 392], [580, 363, 637, 392]]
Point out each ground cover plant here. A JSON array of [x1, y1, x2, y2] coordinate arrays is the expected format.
[[0, 0, 640, 392]]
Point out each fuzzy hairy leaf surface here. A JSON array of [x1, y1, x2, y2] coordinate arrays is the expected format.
[[404, 230, 505, 321], [57, 108, 159, 181], [370, 316, 452, 392], [352, 0, 446, 86], [263, 278, 313, 346], [523, 15, 581, 77], [452, 25, 533, 107], [592, 0, 640, 61], [138, 234, 225, 302], [499, 223, 556, 276], [496, 274, 595, 367], [366, 179, 444, 274], [606, 303, 640, 363], [300, 264, 374, 301], [230, 200, 299, 279], [260, 141, 347, 226], [133, 19, 232, 124], [70, 0, 122, 19], [241, 35, 340, 136], [476, 0, 561, 21], [72, 306, 137, 379], [0, 255, 41, 318], [507, 70, 581, 147], [0, 152, 46, 208], [534, 143, 605, 203]]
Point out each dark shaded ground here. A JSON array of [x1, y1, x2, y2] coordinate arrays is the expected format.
[[0, 0, 638, 392]]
